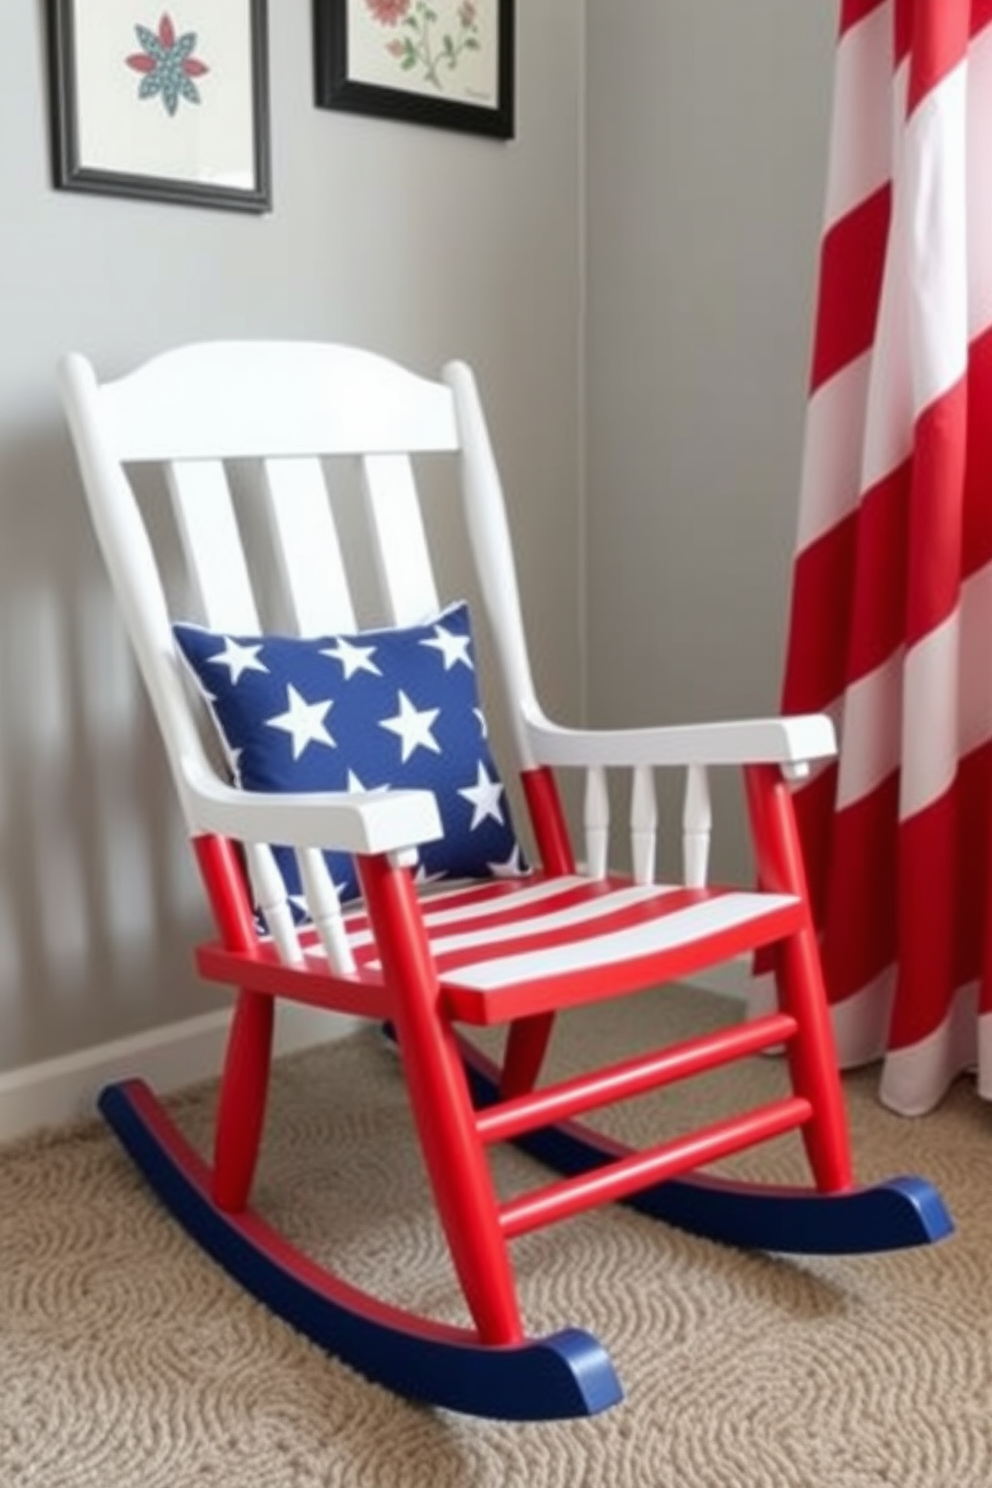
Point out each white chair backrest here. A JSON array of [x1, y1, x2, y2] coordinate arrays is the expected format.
[[58, 341, 543, 839]]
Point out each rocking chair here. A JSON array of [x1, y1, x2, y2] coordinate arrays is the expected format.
[[57, 341, 951, 1421]]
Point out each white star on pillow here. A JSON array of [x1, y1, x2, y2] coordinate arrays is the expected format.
[[422, 621, 474, 671], [267, 686, 336, 759], [321, 635, 382, 679], [208, 636, 268, 683], [458, 761, 506, 830], [380, 690, 442, 762]]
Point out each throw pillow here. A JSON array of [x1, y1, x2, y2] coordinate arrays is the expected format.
[[173, 601, 528, 911]]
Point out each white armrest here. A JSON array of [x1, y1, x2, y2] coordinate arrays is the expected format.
[[524, 709, 836, 770], [181, 763, 444, 855]]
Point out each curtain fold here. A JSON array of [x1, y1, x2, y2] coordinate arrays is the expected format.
[[774, 0, 992, 1115]]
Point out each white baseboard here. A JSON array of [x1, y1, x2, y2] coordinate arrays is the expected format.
[[0, 1005, 355, 1145]]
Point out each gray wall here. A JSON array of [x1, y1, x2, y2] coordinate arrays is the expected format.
[[584, 0, 836, 876], [0, 1, 584, 1071]]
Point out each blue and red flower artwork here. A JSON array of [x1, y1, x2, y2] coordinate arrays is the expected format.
[[125, 13, 209, 116]]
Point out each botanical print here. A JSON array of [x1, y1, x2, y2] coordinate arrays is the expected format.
[[363, 0, 481, 93], [125, 12, 210, 115]]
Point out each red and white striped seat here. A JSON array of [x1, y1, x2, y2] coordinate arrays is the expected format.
[[57, 339, 951, 1423], [336, 876, 802, 1018]]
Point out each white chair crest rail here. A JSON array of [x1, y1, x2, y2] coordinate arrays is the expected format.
[[57, 341, 951, 1421]]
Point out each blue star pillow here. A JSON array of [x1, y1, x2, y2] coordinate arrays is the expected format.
[[173, 601, 528, 910]]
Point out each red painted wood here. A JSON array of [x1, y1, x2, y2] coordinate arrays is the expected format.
[[500, 1014, 557, 1100], [491, 767, 574, 1104], [744, 766, 854, 1193], [476, 1011, 799, 1146], [521, 766, 576, 875], [193, 834, 275, 1213], [498, 1097, 813, 1240], [211, 990, 275, 1212], [193, 833, 259, 952], [357, 853, 524, 1346], [195, 941, 391, 1019]]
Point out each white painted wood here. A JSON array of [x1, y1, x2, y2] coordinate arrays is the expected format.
[[248, 841, 304, 965], [583, 766, 609, 880], [630, 765, 657, 885], [167, 461, 260, 632], [58, 339, 838, 1013], [182, 765, 443, 857], [444, 360, 542, 768], [57, 350, 447, 857], [94, 341, 461, 461], [61, 342, 836, 870], [260, 457, 357, 635], [361, 454, 440, 625], [297, 847, 356, 974], [683, 764, 712, 888], [524, 711, 837, 770], [58, 353, 240, 836]]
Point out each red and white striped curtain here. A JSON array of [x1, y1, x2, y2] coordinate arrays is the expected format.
[[776, 0, 992, 1115]]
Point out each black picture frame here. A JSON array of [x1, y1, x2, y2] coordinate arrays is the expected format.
[[314, 0, 514, 140], [47, 0, 271, 213]]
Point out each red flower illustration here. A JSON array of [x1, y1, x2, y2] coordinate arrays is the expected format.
[[364, 0, 411, 24], [369, 0, 481, 90]]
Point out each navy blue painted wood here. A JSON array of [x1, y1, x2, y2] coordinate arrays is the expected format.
[[98, 1080, 624, 1421]]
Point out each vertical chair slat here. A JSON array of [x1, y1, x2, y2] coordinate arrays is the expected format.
[[247, 841, 304, 965], [683, 764, 712, 888], [630, 765, 658, 886], [167, 460, 260, 631], [260, 457, 357, 635], [297, 846, 356, 974], [361, 453, 440, 625], [584, 766, 609, 880]]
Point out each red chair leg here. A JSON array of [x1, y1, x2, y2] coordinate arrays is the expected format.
[[360, 855, 525, 1346], [745, 764, 853, 1193], [774, 931, 853, 1191], [191, 834, 278, 1212], [212, 989, 275, 1211], [501, 1013, 556, 1098], [496, 767, 574, 1099]]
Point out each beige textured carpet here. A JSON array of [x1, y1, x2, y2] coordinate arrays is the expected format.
[[1, 986, 990, 1487]]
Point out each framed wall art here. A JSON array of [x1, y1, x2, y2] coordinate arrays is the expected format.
[[47, 1, 271, 213], [314, 0, 514, 140]]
